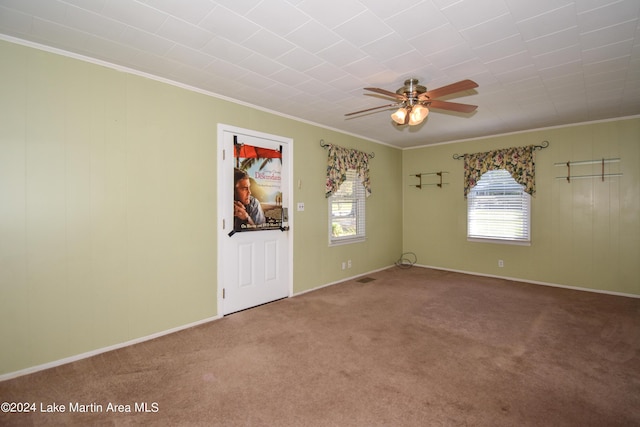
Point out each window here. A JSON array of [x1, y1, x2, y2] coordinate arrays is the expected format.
[[467, 169, 531, 245], [329, 169, 366, 245]]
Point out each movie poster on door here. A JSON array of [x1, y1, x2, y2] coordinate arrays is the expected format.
[[233, 144, 283, 232]]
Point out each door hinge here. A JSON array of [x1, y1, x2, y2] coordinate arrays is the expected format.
[[223, 149, 225, 160], [222, 288, 225, 299], [223, 218, 225, 229]]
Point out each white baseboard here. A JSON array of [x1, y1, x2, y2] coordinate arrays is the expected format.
[[417, 264, 640, 299], [292, 265, 396, 297], [6, 263, 633, 381], [1, 265, 395, 382], [0, 314, 222, 382]]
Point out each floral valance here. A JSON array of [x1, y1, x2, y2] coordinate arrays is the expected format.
[[463, 145, 537, 197], [325, 144, 372, 198]]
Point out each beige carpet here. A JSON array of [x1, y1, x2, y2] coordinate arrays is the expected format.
[[1, 267, 639, 426]]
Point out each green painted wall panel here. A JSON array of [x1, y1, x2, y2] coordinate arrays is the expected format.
[[2, 37, 637, 377], [0, 40, 402, 375], [402, 119, 640, 295]]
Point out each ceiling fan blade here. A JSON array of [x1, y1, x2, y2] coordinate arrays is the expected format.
[[428, 99, 478, 113], [344, 102, 402, 116], [364, 87, 406, 100], [420, 79, 478, 100]]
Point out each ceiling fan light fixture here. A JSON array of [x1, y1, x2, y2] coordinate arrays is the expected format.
[[408, 104, 429, 125], [391, 107, 408, 124]]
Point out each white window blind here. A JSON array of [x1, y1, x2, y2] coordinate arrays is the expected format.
[[467, 169, 531, 244], [329, 169, 366, 245]]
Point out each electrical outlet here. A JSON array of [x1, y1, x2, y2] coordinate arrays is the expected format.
[[498, 260, 504, 268], [297, 202, 305, 211], [341, 262, 346, 270], [347, 260, 352, 269]]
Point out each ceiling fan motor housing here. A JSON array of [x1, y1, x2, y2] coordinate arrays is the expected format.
[[397, 78, 427, 106]]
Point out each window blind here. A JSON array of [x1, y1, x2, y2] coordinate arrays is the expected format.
[[329, 169, 366, 245], [467, 169, 530, 243]]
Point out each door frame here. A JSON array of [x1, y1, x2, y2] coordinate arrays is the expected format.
[[216, 124, 294, 316]]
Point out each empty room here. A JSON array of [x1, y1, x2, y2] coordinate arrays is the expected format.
[[1, 1, 639, 425]]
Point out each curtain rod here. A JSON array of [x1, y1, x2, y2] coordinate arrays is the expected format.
[[320, 139, 375, 158], [452, 140, 549, 160]]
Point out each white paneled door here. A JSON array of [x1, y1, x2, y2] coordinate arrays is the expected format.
[[218, 125, 292, 315]]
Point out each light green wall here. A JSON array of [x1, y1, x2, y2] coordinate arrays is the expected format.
[[402, 118, 640, 295], [3, 38, 638, 377], [0, 40, 403, 375]]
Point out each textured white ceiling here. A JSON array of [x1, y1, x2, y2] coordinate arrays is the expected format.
[[1, 0, 639, 148]]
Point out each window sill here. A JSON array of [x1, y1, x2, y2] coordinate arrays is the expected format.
[[329, 237, 366, 246], [467, 237, 531, 246]]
